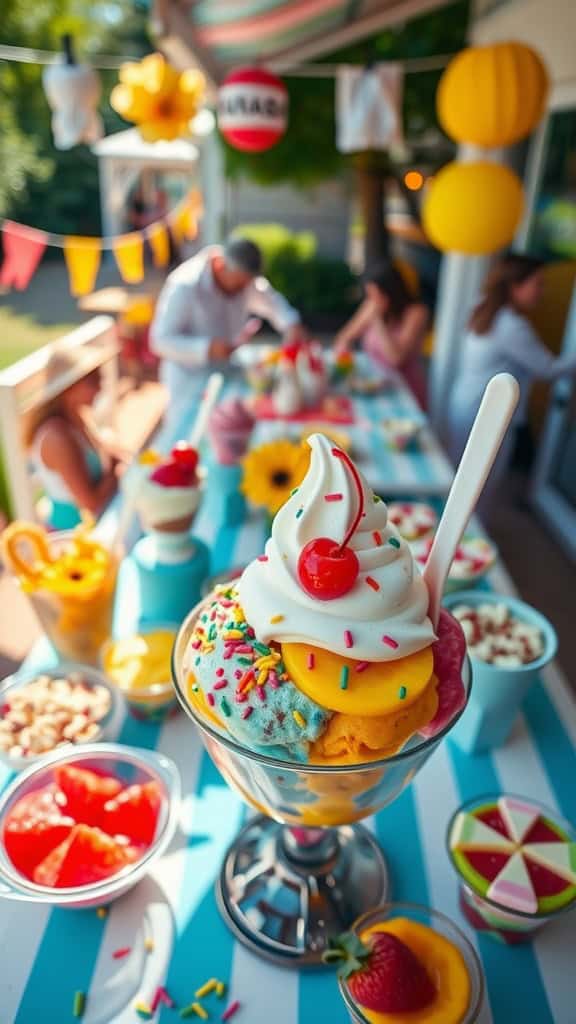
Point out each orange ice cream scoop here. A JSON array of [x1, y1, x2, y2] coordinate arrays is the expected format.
[[281, 642, 434, 717], [309, 674, 439, 764]]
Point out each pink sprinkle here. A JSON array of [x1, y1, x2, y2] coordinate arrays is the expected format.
[[324, 492, 343, 502], [235, 644, 253, 655], [214, 680, 228, 690], [307, 652, 315, 670], [247, 627, 255, 638], [112, 947, 131, 959], [344, 630, 353, 649], [373, 530, 383, 546], [222, 1001, 241, 1022], [216, 668, 224, 677], [235, 691, 248, 703], [355, 661, 370, 673], [207, 692, 215, 707], [258, 555, 269, 562], [268, 677, 279, 690], [241, 706, 254, 719], [365, 576, 380, 592], [382, 635, 399, 649], [151, 987, 162, 1013], [223, 648, 233, 660], [256, 685, 266, 702], [158, 987, 175, 1008], [234, 669, 242, 680], [210, 610, 217, 621], [220, 598, 234, 607], [191, 639, 201, 650]]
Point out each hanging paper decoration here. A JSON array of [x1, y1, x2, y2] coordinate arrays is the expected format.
[[113, 233, 144, 284], [218, 67, 288, 152], [437, 42, 549, 149], [0, 222, 47, 290], [423, 161, 524, 255], [147, 222, 170, 268], [111, 53, 205, 142], [336, 65, 403, 153], [42, 62, 103, 150], [63, 237, 102, 297], [171, 203, 198, 245]]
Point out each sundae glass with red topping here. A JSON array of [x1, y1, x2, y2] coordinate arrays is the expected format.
[[172, 434, 472, 965]]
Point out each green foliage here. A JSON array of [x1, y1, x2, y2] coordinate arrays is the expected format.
[[234, 222, 358, 318], [221, 0, 469, 187], [0, 0, 151, 235]]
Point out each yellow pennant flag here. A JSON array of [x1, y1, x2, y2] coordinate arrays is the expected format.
[[113, 233, 144, 284], [171, 202, 199, 245], [63, 237, 102, 297], [147, 222, 170, 268]]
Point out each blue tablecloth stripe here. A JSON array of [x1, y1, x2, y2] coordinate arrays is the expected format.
[[523, 681, 576, 824], [448, 740, 554, 1024], [375, 787, 430, 905]]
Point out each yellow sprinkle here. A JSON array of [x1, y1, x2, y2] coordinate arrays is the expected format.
[[195, 979, 217, 999], [144, 937, 154, 952], [191, 1003, 208, 1020], [134, 1001, 152, 1015], [224, 629, 244, 639], [269, 615, 284, 624], [216, 982, 226, 998], [257, 669, 268, 687], [293, 710, 306, 729], [96, 907, 108, 919]]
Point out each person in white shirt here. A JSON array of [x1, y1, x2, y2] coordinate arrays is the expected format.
[[448, 253, 576, 520], [150, 236, 302, 431]]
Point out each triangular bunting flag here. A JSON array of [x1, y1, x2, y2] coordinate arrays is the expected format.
[[63, 237, 102, 297], [0, 221, 47, 290], [147, 222, 170, 268], [171, 203, 198, 245], [113, 233, 144, 284], [487, 851, 537, 914]]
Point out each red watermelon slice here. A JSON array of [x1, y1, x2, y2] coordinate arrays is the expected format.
[[33, 824, 140, 888], [54, 765, 123, 826], [419, 610, 466, 738], [3, 784, 74, 880], [100, 782, 162, 845]]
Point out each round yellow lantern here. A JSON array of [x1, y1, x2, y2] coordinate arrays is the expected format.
[[423, 161, 524, 255], [437, 42, 549, 148]]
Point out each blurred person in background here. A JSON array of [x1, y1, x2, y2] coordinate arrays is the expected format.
[[29, 355, 126, 529], [334, 263, 429, 407], [448, 253, 576, 520], [150, 235, 304, 431]]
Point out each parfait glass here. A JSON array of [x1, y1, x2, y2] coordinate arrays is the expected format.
[[173, 602, 472, 967]]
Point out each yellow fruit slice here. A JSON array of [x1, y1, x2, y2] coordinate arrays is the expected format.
[[186, 671, 226, 732], [281, 642, 434, 716], [357, 918, 471, 1024]]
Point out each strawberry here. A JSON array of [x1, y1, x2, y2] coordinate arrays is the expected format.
[[150, 462, 195, 488], [170, 443, 199, 474], [324, 929, 436, 1014]]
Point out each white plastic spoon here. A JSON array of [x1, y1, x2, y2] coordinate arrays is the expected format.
[[423, 372, 520, 629]]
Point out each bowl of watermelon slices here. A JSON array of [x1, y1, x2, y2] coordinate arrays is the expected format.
[[0, 743, 180, 908]]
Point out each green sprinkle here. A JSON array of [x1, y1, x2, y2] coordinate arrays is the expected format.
[[340, 666, 349, 690], [191, 684, 199, 693], [221, 697, 232, 717], [388, 537, 400, 549], [195, 656, 201, 666], [237, 656, 253, 665], [73, 991, 86, 1018], [201, 614, 208, 622], [253, 641, 270, 655], [373, 494, 382, 503], [291, 487, 299, 495], [398, 686, 407, 700], [296, 507, 304, 519], [179, 1005, 198, 1020]]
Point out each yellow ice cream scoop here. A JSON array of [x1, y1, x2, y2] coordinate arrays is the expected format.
[[281, 642, 434, 717]]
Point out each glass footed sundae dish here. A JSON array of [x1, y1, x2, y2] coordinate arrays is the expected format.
[[173, 434, 471, 965]]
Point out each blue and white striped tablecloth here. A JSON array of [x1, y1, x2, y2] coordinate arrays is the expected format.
[[2, 381, 575, 1023]]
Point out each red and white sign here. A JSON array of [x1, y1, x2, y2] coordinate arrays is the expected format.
[[218, 67, 288, 152]]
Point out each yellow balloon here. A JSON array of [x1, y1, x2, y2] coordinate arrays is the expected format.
[[423, 161, 524, 255], [438, 42, 549, 148]]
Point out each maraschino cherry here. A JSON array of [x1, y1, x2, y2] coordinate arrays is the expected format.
[[150, 443, 199, 488], [297, 448, 363, 600]]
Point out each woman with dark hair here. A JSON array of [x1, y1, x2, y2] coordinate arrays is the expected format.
[[448, 253, 576, 516], [334, 263, 429, 407]]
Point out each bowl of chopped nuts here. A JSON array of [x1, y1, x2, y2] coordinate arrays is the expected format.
[[0, 666, 124, 772]]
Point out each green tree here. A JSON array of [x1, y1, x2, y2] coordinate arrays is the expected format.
[[223, 0, 470, 265], [0, 0, 151, 235]]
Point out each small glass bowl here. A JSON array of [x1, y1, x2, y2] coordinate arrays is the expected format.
[[338, 902, 484, 1024], [0, 664, 124, 773], [0, 742, 180, 909], [101, 623, 179, 723]]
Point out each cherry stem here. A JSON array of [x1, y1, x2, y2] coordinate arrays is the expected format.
[[332, 448, 365, 552]]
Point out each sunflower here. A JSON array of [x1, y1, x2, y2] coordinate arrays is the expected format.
[[241, 439, 310, 515], [111, 53, 205, 142]]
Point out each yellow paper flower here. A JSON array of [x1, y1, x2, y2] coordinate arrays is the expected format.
[[111, 53, 205, 142], [241, 439, 310, 516]]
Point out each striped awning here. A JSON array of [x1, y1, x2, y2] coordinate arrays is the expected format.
[[155, 0, 448, 82]]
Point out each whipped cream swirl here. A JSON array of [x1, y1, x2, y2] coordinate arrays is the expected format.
[[238, 433, 435, 661]]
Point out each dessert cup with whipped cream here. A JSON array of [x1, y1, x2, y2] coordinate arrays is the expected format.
[[172, 434, 472, 965], [205, 398, 254, 528]]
